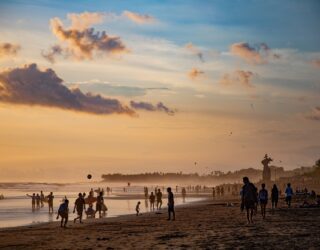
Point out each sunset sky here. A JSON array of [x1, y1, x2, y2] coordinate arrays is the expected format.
[[0, 0, 320, 182]]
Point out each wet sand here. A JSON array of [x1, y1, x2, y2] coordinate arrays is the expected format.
[[1, 198, 320, 249]]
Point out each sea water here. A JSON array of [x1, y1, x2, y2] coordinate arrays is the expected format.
[[0, 182, 203, 228]]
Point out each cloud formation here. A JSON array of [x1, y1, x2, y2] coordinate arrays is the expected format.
[[67, 12, 105, 31], [188, 68, 204, 80], [41, 45, 63, 63], [305, 107, 320, 121], [0, 42, 21, 59], [130, 101, 175, 115], [219, 70, 255, 88], [122, 10, 155, 24], [0, 64, 135, 115], [185, 43, 205, 62], [310, 59, 320, 69], [230, 42, 280, 64], [44, 14, 128, 62]]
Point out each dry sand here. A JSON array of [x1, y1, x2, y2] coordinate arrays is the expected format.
[[1, 198, 320, 249]]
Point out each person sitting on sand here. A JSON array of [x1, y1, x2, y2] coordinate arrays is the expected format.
[[167, 187, 175, 221], [258, 183, 268, 219], [149, 192, 155, 211], [73, 193, 86, 224], [271, 184, 279, 209], [156, 189, 162, 210], [57, 199, 69, 228], [136, 201, 141, 216], [95, 191, 104, 218], [46, 192, 54, 213], [26, 193, 36, 210], [285, 183, 293, 208], [241, 177, 257, 224], [86, 204, 95, 218]]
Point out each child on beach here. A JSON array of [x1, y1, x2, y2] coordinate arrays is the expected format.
[[167, 187, 175, 221], [258, 183, 268, 219], [57, 199, 69, 228], [86, 204, 95, 218], [136, 201, 141, 216]]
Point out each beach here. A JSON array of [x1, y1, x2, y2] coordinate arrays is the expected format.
[[1, 198, 320, 249]]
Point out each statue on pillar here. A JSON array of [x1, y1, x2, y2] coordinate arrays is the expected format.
[[261, 154, 272, 182]]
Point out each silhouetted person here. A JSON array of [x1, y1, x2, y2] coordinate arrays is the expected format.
[[47, 192, 54, 213], [259, 183, 268, 219], [156, 189, 162, 210], [221, 186, 224, 196], [73, 193, 86, 224], [212, 187, 215, 199], [241, 177, 257, 224], [57, 199, 69, 228], [35, 193, 41, 209], [271, 184, 279, 209], [149, 192, 155, 211], [95, 191, 104, 218], [136, 201, 141, 216], [26, 193, 36, 210], [285, 183, 293, 208], [182, 187, 186, 202], [167, 187, 175, 221], [86, 204, 95, 218], [40, 191, 45, 208]]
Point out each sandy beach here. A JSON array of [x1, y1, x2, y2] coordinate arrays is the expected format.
[[1, 198, 320, 249]]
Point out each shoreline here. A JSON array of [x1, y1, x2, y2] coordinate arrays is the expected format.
[[0, 196, 209, 231], [1, 197, 319, 249]]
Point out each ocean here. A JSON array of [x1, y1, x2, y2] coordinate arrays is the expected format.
[[0, 182, 203, 228]]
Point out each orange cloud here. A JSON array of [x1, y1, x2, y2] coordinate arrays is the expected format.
[[188, 68, 204, 80], [219, 70, 255, 88], [67, 12, 105, 31], [310, 59, 320, 69], [185, 43, 205, 62], [44, 15, 128, 62], [0, 42, 20, 59], [305, 107, 320, 121], [122, 10, 155, 24], [230, 42, 279, 65]]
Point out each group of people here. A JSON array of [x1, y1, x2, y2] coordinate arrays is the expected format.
[[241, 177, 296, 223], [26, 191, 54, 213], [136, 187, 175, 221], [56, 190, 107, 228]]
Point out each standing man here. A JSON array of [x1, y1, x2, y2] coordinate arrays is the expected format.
[[73, 193, 86, 223], [285, 183, 293, 208], [258, 183, 268, 219], [47, 192, 54, 213], [241, 177, 257, 224], [271, 184, 279, 210], [156, 189, 163, 210], [167, 187, 175, 221]]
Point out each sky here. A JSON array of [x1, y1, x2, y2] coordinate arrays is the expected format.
[[0, 0, 319, 182]]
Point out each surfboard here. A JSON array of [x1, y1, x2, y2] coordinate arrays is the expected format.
[[85, 196, 97, 204]]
